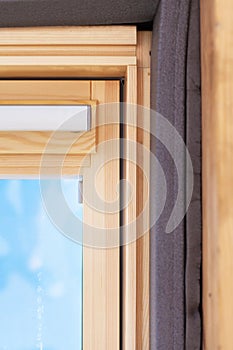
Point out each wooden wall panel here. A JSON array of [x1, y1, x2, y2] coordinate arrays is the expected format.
[[201, 1, 233, 349]]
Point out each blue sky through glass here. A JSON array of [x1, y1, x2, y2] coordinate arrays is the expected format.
[[0, 179, 83, 350]]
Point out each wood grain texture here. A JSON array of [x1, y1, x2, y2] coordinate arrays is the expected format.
[[0, 154, 90, 176], [136, 32, 152, 68], [0, 65, 128, 78], [122, 65, 137, 350], [135, 32, 151, 350], [122, 32, 151, 350], [0, 55, 136, 67], [0, 81, 91, 100], [0, 26, 137, 78], [0, 26, 137, 45], [0, 55, 136, 78], [201, 1, 233, 349], [0, 81, 96, 174], [0, 45, 136, 57], [0, 154, 90, 167], [136, 68, 150, 350], [83, 81, 120, 350], [0, 130, 95, 155], [0, 166, 84, 177], [123, 32, 151, 350]]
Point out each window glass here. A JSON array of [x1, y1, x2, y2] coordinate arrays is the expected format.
[[0, 179, 82, 350]]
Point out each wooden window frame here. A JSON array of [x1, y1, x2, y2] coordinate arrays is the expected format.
[[0, 26, 151, 350]]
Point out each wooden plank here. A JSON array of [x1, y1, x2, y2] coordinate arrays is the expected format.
[[0, 26, 137, 46], [0, 26, 137, 79], [122, 32, 151, 350], [0, 45, 136, 57], [0, 56, 135, 78], [0, 65, 128, 78], [201, 1, 233, 349], [136, 67, 150, 350], [0, 166, 84, 177], [136, 31, 151, 350], [0, 81, 91, 100], [136, 32, 152, 68], [0, 129, 95, 155], [83, 81, 120, 350], [0, 56, 136, 67], [122, 65, 137, 350], [0, 154, 90, 167]]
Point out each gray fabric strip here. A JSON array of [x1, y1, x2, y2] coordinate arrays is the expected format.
[[185, 0, 201, 349], [150, 0, 201, 348], [0, 0, 158, 27]]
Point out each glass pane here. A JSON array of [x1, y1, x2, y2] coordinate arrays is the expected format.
[[0, 179, 83, 350]]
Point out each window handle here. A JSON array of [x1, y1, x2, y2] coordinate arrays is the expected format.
[[78, 177, 83, 204]]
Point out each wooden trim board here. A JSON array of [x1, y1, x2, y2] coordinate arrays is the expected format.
[[201, 1, 233, 349], [0, 26, 137, 78], [122, 31, 151, 350], [83, 80, 120, 350], [0, 26, 137, 46]]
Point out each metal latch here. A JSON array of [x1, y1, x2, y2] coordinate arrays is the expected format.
[[78, 176, 83, 204]]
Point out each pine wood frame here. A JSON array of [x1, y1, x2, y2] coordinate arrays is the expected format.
[[0, 26, 151, 350], [0, 81, 96, 176], [201, 1, 233, 349]]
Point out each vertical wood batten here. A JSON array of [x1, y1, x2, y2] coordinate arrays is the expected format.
[[201, 1, 233, 348], [136, 31, 151, 350], [83, 81, 120, 350], [123, 31, 151, 350], [122, 65, 137, 350]]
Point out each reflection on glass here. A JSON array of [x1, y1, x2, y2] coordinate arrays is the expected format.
[[0, 179, 82, 350]]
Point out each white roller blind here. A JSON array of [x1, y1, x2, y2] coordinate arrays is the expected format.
[[0, 105, 91, 131]]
